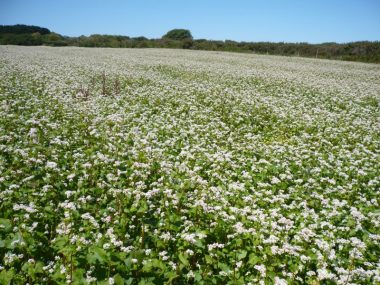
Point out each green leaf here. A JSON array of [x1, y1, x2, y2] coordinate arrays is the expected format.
[[142, 258, 166, 272], [178, 253, 189, 267], [205, 255, 213, 264], [53, 235, 69, 249], [218, 262, 230, 272], [165, 271, 178, 284], [151, 259, 165, 270], [137, 201, 148, 214], [0, 269, 14, 285], [0, 219, 12, 232], [21, 262, 30, 273], [35, 261, 44, 274], [267, 270, 276, 280], [138, 278, 155, 285], [237, 250, 247, 260], [234, 238, 243, 247], [194, 272, 202, 282], [195, 239, 204, 248], [113, 273, 124, 285], [87, 246, 108, 264], [59, 245, 76, 256], [6, 232, 22, 249], [248, 253, 261, 265], [72, 269, 86, 285]]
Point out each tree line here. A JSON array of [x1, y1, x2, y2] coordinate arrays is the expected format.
[[1, 25, 379, 63]]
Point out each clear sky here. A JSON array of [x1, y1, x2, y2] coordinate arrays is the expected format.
[[0, 0, 379, 43]]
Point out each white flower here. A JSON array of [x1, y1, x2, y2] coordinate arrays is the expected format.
[[46, 161, 57, 169], [317, 268, 336, 280], [185, 249, 194, 256], [182, 233, 197, 244], [271, 177, 281, 184], [187, 270, 195, 278], [28, 128, 38, 143], [254, 264, 266, 277], [208, 243, 224, 251], [274, 276, 287, 285], [67, 173, 76, 180]]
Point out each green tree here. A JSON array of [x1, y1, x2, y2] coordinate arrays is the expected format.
[[162, 29, 193, 40]]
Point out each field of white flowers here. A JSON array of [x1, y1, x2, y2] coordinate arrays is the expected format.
[[0, 46, 379, 285]]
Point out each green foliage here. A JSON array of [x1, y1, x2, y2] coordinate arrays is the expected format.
[[86, 246, 109, 265], [1, 25, 380, 63], [0, 24, 50, 35], [162, 29, 193, 40]]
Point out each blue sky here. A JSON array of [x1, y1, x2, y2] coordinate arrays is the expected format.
[[0, 0, 379, 43]]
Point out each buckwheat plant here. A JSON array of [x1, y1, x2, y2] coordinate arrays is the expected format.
[[0, 46, 379, 284]]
